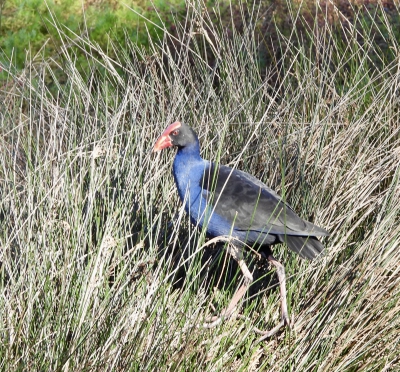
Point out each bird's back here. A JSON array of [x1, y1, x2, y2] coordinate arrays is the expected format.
[[171, 145, 329, 260], [199, 163, 328, 259]]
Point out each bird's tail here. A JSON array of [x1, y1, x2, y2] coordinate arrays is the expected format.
[[284, 235, 326, 260]]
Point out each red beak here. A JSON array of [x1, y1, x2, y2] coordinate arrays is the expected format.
[[153, 134, 172, 152], [153, 121, 182, 152]]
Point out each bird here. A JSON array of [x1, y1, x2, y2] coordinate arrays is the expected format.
[[153, 121, 329, 338]]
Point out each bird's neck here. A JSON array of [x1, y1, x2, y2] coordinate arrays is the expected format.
[[172, 141, 204, 200], [175, 138, 201, 163]]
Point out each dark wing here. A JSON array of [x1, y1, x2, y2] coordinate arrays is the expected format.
[[201, 163, 329, 237]]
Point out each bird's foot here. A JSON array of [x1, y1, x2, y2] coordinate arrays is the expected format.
[[254, 320, 286, 342], [203, 306, 238, 329], [203, 281, 249, 328], [254, 313, 293, 342]]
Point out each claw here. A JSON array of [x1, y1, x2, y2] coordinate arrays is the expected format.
[[202, 246, 292, 342], [254, 255, 292, 341], [203, 243, 253, 329], [203, 282, 249, 328]]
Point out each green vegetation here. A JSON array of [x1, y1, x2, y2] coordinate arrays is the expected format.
[[0, 0, 185, 86], [1, 0, 399, 370]]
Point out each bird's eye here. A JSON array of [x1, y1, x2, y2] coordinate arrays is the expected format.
[[171, 130, 179, 136]]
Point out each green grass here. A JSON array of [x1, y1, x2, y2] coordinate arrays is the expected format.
[[0, 0, 186, 90], [1, 1, 400, 370]]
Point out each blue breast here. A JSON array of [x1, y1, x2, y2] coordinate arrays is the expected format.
[[172, 146, 231, 236], [172, 145, 259, 242]]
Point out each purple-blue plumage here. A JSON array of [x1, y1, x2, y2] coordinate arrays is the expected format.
[[153, 121, 330, 336], [153, 121, 329, 260]]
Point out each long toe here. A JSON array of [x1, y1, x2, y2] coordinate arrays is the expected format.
[[204, 312, 236, 328], [254, 320, 286, 342], [203, 316, 224, 329], [282, 311, 291, 328]]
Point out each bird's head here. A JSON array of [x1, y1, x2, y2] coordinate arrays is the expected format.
[[153, 121, 198, 152]]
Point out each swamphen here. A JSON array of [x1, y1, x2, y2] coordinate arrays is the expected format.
[[153, 121, 329, 338]]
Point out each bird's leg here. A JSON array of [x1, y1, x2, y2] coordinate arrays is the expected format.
[[221, 256, 253, 317], [254, 254, 290, 341], [267, 255, 290, 326], [203, 243, 253, 328]]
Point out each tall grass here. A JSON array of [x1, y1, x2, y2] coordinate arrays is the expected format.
[[1, 1, 399, 370]]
